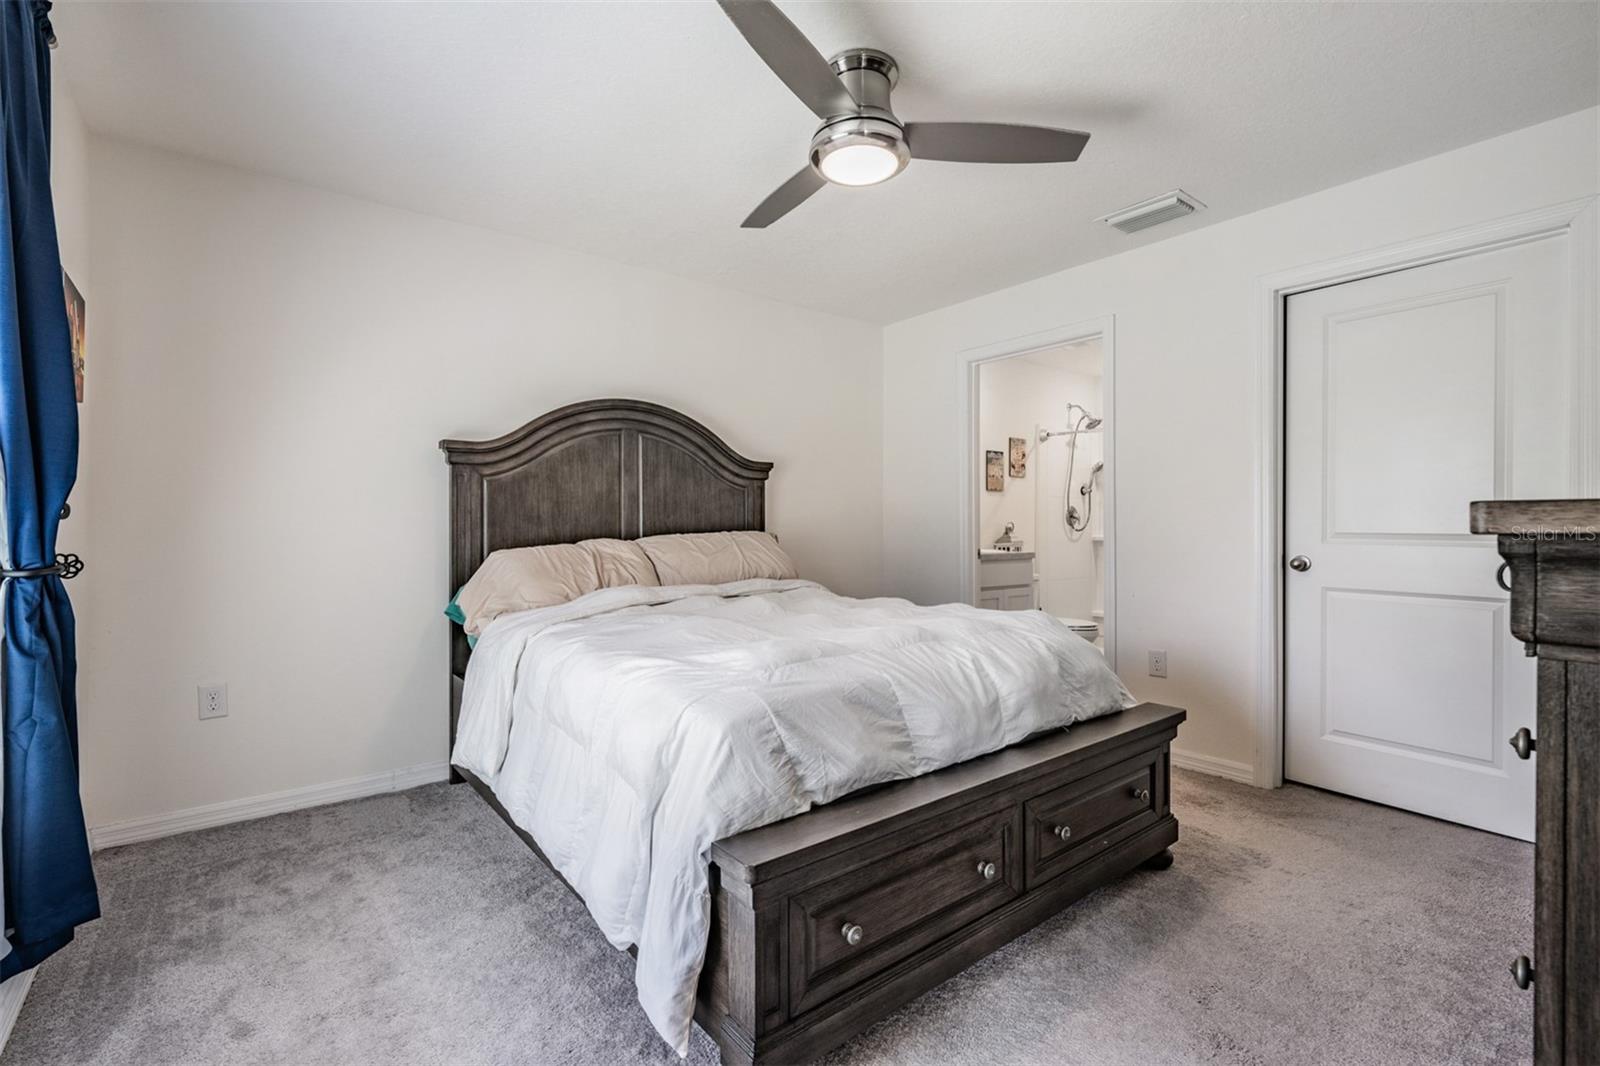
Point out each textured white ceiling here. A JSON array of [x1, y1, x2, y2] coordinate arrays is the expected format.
[[53, 1, 1599, 323]]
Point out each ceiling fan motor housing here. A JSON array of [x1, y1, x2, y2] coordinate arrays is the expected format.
[[809, 49, 909, 184], [828, 48, 899, 118]]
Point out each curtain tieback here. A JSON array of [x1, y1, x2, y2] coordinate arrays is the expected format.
[[2, 554, 84, 580]]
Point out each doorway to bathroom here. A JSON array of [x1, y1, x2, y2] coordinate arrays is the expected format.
[[969, 333, 1113, 662]]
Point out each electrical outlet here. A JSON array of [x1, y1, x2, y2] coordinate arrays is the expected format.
[[198, 683, 228, 720], [1148, 651, 1168, 679]]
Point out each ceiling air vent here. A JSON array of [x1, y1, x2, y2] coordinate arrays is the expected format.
[[1097, 189, 1205, 234]]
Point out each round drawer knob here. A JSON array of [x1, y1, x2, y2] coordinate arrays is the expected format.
[[1509, 728, 1536, 760], [977, 860, 997, 880], [1510, 955, 1534, 990], [841, 922, 864, 947], [1054, 824, 1072, 841], [1131, 786, 1151, 802]]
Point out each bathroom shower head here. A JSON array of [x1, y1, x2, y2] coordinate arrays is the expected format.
[[1067, 402, 1102, 430], [1038, 408, 1103, 442]]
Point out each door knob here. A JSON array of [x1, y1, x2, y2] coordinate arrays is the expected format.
[[1509, 728, 1535, 760], [1510, 955, 1534, 990], [1289, 555, 1312, 572]]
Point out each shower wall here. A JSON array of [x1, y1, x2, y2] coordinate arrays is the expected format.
[[1033, 383, 1103, 622], [976, 348, 1103, 622]]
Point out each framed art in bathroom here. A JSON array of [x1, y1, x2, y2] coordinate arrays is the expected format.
[[985, 450, 1004, 491]]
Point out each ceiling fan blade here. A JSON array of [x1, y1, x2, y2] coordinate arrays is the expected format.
[[904, 123, 1090, 164], [716, 0, 857, 120], [742, 166, 826, 228]]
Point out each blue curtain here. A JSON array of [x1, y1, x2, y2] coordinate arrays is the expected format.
[[0, 0, 98, 978]]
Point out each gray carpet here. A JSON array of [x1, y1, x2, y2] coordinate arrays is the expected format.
[[4, 770, 1532, 1066]]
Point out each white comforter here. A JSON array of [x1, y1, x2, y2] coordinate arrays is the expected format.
[[451, 579, 1133, 1054]]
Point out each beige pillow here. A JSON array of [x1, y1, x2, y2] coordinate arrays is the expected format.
[[580, 538, 660, 589], [636, 531, 797, 586], [455, 544, 601, 636]]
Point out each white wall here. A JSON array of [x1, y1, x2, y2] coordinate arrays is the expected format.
[[52, 90, 89, 300], [883, 107, 1600, 777], [79, 138, 884, 831]]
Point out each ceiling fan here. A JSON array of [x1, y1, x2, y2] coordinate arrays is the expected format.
[[716, 0, 1091, 228]]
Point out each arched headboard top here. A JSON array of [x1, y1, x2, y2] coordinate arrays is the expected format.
[[440, 397, 774, 481], [440, 398, 774, 678]]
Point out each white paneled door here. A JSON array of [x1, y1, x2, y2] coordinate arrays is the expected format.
[[1285, 235, 1577, 841]]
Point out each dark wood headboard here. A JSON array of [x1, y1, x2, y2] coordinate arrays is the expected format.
[[440, 398, 774, 685]]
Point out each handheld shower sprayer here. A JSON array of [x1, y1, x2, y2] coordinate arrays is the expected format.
[[1051, 405, 1101, 534], [1081, 460, 1104, 496]]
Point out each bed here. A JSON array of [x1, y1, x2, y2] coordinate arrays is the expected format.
[[442, 398, 1184, 1065]]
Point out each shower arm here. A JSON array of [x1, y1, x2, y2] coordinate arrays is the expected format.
[[1038, 404, 1103, 443]]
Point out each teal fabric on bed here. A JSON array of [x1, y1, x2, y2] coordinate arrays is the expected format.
[[444, 590, 477, 647]]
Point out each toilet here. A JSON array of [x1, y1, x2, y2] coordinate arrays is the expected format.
[[1058, 616, 1100, 643]]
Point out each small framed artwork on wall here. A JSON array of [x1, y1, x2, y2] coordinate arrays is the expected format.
[[985, 450, 1004, 492], [1009, 437, 1026, 478], [63, 270, 85, 403]]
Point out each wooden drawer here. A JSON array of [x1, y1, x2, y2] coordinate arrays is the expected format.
[[787, 800, 1021, 1016], [1024, 748, 1162, 889]]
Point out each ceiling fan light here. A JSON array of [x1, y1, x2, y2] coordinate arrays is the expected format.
[[818, 143, 899, 186], [810, 118, 909, 187]]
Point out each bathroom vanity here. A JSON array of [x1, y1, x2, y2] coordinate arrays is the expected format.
[[977, 551, 1036, 611]]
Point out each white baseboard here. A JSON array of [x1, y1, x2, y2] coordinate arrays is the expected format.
[[89, 761, 451, 851], [0, 971, 34, 1054], [1170, 748, 1256, 785]]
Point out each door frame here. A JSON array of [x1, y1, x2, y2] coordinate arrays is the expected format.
[[1253, 196, 1598, 788], [956, 315, 1118, 671]]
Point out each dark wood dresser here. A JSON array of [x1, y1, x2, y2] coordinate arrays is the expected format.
[[1472, 499, 1600, 1065]]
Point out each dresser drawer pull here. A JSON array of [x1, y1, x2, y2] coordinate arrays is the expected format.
[[1509, 728, 1535, 760], [1131, 786, 1151, 803], [976, 860, 997, 881], [1053, 824, 1072, 841], [1496, 561, 1512, 592], [1510, 955, 1534, 990], [840, 922, 864, 947]]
